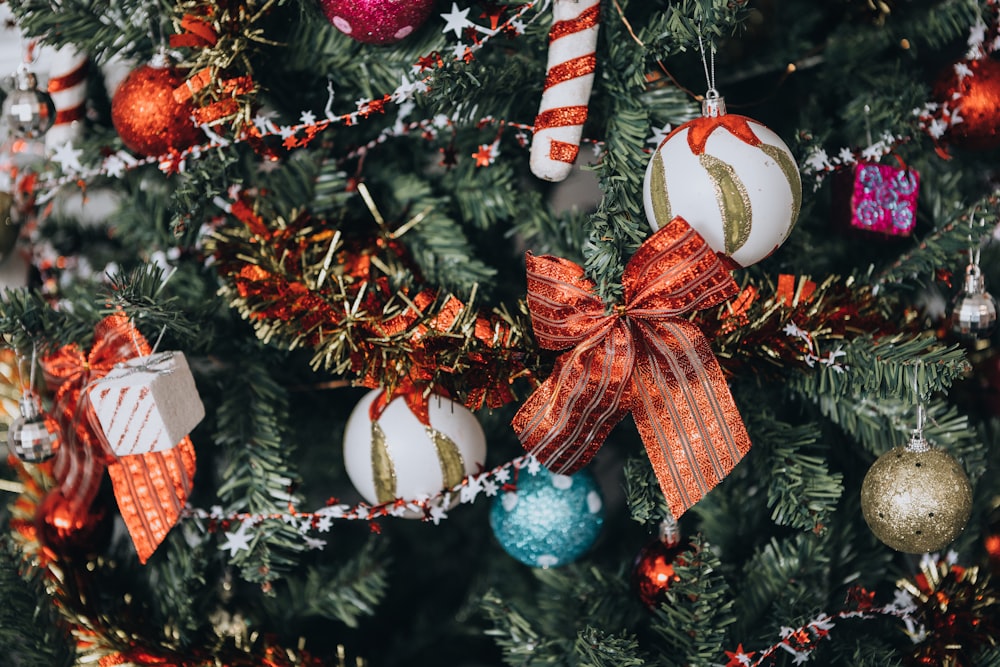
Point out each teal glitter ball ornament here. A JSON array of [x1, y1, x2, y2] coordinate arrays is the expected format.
[[489, 465, 604, 568]]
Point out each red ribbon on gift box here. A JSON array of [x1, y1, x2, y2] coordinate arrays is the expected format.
[[42, 314, 196, 563], [511, 217, 751, 517]]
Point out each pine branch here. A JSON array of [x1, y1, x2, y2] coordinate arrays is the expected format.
[[167, 147, 245, 243], [533, 565, 644, 639], [637, 0, 750, 53], [102, 263, 206, 347], [0, 287, 101, 352], [481, 589, 572, 667], [890, 0, 982, 51], [581, 2, 662, 303], [510, 206, 590, 268], [482, 564, 644, 667], [213, 343, 308, 587], [786, 332, 969, 408], [420, 50, 542, 125], [746, 417, 843, 533], [730, 534, 832, 644], [444, 156, 543, 233], [876, 192, 998, 289], [828, 639, 905, 667], [582, 101, 650, 304], [144, 527, 212, 642], [574, 627, 646, 667], [6, 0, 157, 64], [806, 384, 986, 480], [648, 535, 735, 667], [270, 538, 389, 629], [309, 157, 352, 220], [253, 151, 324, 219], [622, 452, 670, 527], [0, 540, 73, 667], [378, 173, 497, 296]]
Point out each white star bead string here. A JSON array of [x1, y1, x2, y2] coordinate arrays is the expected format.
[[185, 454, 540, 553]]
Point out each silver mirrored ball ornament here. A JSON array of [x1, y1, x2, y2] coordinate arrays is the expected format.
[[950, 263, 998, 339]]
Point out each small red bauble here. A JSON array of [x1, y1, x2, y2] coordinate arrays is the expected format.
[[987, 501, 1000, 578], [35, 489, 111, 562], [631, 538, 686, 608], [111, 63, 203, 157], [318, 0, 435, 45], [932, 57, 1000, 151]]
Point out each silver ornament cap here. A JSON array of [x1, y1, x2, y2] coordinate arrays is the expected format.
[[701, 89, 727, 118]]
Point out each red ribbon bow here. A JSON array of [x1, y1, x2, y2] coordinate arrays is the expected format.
[[42, 314, 196, 563], [511, 217, 750, 517]]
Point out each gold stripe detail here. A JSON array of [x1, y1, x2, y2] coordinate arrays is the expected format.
[[760, 144, 802, 237], [427, 426, 466, 489], [371, 421, 397, 503], [648, 151, 672, 229], [700, 153, 752, 257]]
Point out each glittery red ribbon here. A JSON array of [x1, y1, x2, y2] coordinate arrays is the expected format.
[[511, 217, 751, 517], [41, 314, 196, 563]]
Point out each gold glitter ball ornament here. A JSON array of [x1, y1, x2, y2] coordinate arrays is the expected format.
[[861, 445, 972, 553]]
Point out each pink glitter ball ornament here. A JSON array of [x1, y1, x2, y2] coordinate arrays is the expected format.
[[841, 162, 920, 237], [318, 0, 435, 45]]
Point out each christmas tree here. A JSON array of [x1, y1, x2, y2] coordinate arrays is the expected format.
[[0, 0, 999, 664]]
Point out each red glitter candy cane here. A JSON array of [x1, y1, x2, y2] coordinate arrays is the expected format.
[[45, 45, 88, 150], [529, 0, 601, 182]]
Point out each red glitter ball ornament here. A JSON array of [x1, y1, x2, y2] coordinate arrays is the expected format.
[[631, 536, 686, 608], [932, 57, 1000, 151], [34, 489, 111, 562], [111, 62, 203, 157], [318, 0, 435, 45]]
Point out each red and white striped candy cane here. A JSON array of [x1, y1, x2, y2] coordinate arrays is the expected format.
[[45, 45, 88, 150], [529, 0, 601, 182]]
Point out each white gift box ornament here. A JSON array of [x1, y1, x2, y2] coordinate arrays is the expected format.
[[88, 351, 205, 456]]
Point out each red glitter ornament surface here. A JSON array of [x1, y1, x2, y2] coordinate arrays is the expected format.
[[932, 57, 1000, 151], [318, 0, 435, 45], [111, 64, 203, 157], [631, 539, 685, 608]]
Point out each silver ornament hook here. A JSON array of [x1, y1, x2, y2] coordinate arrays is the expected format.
[[906, 361, 930, 453]]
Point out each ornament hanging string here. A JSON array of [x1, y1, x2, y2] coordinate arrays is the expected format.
[[697, 31, 717, 99]]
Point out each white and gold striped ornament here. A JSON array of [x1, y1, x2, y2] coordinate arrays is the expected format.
[[343, 389, 487, 514], [643, 95, 801, 267]]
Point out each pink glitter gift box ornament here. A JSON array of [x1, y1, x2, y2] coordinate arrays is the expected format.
[[839, 162, 920, 236], [87, 352, 205, 457]]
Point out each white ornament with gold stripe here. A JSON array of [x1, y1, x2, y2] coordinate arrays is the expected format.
[[642, 94, 801, 267], [343, 389, 487, 515]]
